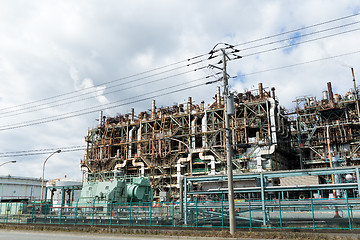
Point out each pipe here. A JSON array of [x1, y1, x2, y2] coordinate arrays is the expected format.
[[152, 100, 156, 119], [327, 82, 334, 107], [200, 101, 205, 111], [132, 159, 145, 176], [128, 126, 136, 159], [114, 160, 127, 169], [187, 97, 192, 114], [216, 86, 221, 108], [202, 111, 208, 148], [191, 117, 198, 149], [268, 98, 278, 144], [99, 111, 103, 126], [199, 152, 216, 175], [176, 158, 187, 188], [137, 125, 142, 156], [131, 108, 135, 123], [258, 83, 263, 99], [351, 68, 360, 120], [271, 87, 276, 99]]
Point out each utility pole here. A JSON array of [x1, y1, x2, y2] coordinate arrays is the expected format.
[[221, 48, 236, 235]]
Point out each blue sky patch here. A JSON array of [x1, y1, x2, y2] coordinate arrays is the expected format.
[[283, 31, 302, 54], [234, 71, 247, 83]]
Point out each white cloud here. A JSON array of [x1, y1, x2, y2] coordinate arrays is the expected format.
[[0, 0, 359, 180]]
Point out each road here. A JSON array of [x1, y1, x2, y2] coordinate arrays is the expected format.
[[0, 230, 237, 240], [0, 229, 291, 240]]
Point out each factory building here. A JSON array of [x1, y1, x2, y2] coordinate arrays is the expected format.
[[0, 175, 43, 202], [81, 84, 294, 200]]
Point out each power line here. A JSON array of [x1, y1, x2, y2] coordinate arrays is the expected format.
[[232, 12, 360, 49], [2, 12, 358, 114], [231, 50, 360, 78], [239, 27, 360, 58], [0, 65, 208, 118], [3, 20, 357, 118], [0, 75, 215, 131], [0, 55, 212, 113], [1, 25, 359, 129]]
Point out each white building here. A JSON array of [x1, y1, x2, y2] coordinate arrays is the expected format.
[[0, 175, 43, 202]]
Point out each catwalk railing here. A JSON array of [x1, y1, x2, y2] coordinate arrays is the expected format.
[[1, 193, 360, 230]]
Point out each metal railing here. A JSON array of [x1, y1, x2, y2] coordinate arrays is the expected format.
[[1, 192, 360, 230]]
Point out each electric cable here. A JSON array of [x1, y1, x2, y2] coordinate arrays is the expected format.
[[2, 12, 358, 114], [0, 65, 208, 118], [0, 75, 215, 131]]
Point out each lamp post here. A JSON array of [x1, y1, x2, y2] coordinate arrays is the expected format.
[[40, 150, 61, 204], [0, 160, 16, 167]]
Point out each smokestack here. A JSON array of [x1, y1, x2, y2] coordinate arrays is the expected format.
[[216, 86, 221, 107], [351, 68, 360, 120], [187, 97, 192, 113], [327, 82, 334, 106], [258, 83, 263, 99], [152, 100, 156, 119], [99, 110, 103, 126], [200, 100, 205, 111], [271, 87, 276, 99], [131, 108, 134, 122]]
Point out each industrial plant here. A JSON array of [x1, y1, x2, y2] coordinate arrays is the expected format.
[[79, 68, 360, 202], [1, 70, 360, 230]]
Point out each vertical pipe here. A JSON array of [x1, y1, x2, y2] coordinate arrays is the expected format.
[[200, 101, 204, 111], [345, 190, 352, 230], [74, 199, 79, 225], [31, 202, 35, 224], [92, 198, 95, 225], [278, 192, 282, 229], [327, 82, 334, 107], [356, 168, 360, 197], [296, 119, 303, 169], [248, 193, 252, 229], [310, 191, 315, 230], [351, 68, 360, 121], [18, 200, 23, 224], [151, 100, 156, 119], [258, 83, 263, 99], [221, 194, 224, 228], [216, 86, 221, 108], [172, 198, 175, 227], [179, 176, 183, 218], [271, 87, 276, 99], [99, 110, 103, 126], [150, 194, 153, 226], [130, 108, 134, 123], [110, 200, 113, 226], [187, 97, 192, 114], [129, 197, 133, 225], [184, 178, 188, 225], [195, 195, 198, 227], [260, 173, 267, 226], [5, 200, 10, 223]]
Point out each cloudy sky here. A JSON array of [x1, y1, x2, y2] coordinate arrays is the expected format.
[[0, 0, 360, 181]]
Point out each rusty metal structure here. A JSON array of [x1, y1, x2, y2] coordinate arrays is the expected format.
[[81, 84, 293, 200], [292, 68, 360, 174]]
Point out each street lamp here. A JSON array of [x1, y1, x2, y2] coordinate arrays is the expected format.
[[40, 150, 61, 204], [0, 160, 16, 167]]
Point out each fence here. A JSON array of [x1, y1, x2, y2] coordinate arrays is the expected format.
[[0, 192, 360, 230]]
